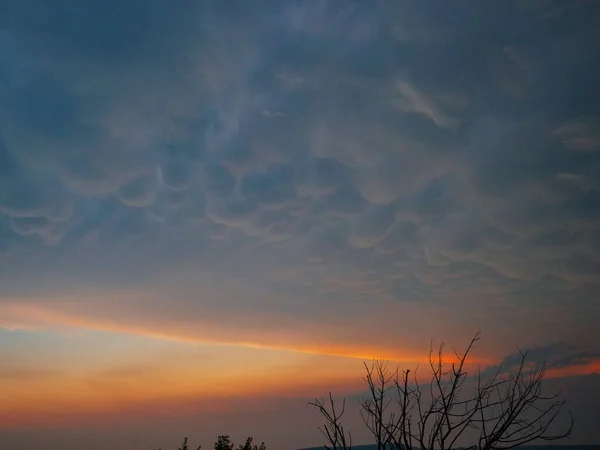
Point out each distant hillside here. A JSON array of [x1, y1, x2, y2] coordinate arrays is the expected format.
[[299, 446, 600, 450]]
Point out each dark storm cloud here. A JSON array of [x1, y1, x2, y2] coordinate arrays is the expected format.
[[0, 0, 599, 349]]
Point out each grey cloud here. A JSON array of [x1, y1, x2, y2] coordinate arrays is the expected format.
[[115, 173, 158, 208], [374, 220, 420, 256], [10, 216, 49, 236], [311, 184, 367, 219], [553, 118, 600, 152], [0, 0, 599, 359], [159, 159, 198, 192], [239, 163, 297, 207], [160, 189, 190, 211], [206, 195, 257, 228], [242, 209, 299, 243], [482, 342, 600, 379], [556, 172, 600, 192], [252, 209, 294, 232], [0, 178, 72, 220], [394, 79, 460, 130], [295, 157, 351, 196], [347, 204, 396, 249], [203, 163, 236, 198], [355, 163, 421, 206]]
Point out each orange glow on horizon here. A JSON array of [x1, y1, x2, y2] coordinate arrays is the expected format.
[[4, 300, 595, 434], [0, 361, 366, 430], [3, 356, 597, 431]]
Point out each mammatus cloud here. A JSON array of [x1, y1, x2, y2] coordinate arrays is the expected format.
[[0, 0, 599, 394]]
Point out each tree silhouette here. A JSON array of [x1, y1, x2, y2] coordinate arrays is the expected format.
[[310, 332, 574, 450], [237, 436, 266, 450], [213, 435, 265, 450], [161, 435, 264, 450], [178, 437, 201, 450], [214, 435, 234, 450]]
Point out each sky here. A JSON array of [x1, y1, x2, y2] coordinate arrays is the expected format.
[[1, 1, 600, 449]]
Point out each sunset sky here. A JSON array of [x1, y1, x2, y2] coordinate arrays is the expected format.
[[1, 1, 600, 449]]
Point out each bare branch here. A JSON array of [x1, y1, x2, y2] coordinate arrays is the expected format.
[[309, 393, 352, 450], [311, 333, 573, 450]]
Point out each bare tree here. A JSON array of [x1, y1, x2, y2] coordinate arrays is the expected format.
[[309, 393, 353, 450], [311, 333, 574, 450], [359, 359, 397, 450]]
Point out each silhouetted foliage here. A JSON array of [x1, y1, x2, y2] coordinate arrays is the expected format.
[[214, 435, 265, 450], [237, 436, 266, 450], [179, 437, 201, 450], [311, 332, 574, 450], [214, 435, 234, 450], [160, 435, 264, 450]]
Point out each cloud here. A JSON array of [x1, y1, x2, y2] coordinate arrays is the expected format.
[[0, 0, 598, 382], [239, 163, 298, 207], [114, 172, 158, 208], [347, 204, 395, 249], [481, 342, 600, 380], [553, 118, 600, 152], [394, 79, 460, 129]]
